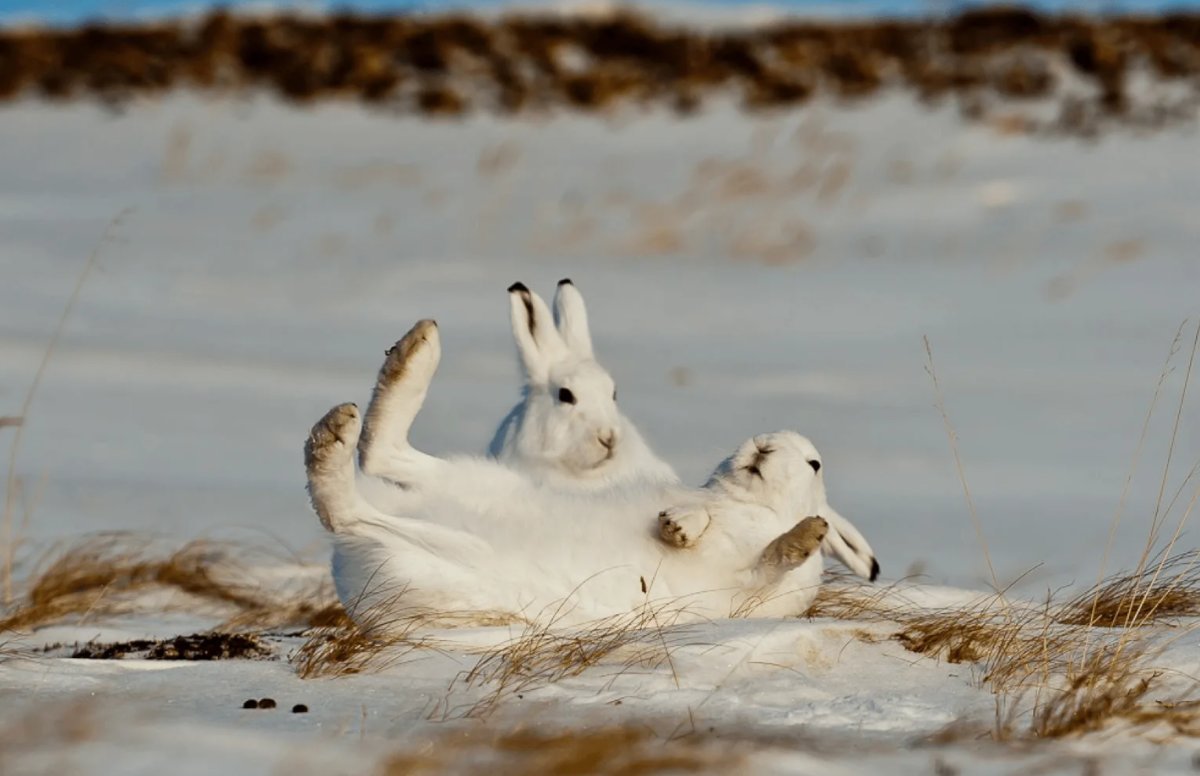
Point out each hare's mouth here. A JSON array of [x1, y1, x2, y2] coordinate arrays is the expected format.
[[579, 447, 614, 471]]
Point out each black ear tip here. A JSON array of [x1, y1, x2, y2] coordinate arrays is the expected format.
[[507, 282, 529, 294], [870, 558, 880, 583], [557, 278, 573, 287]]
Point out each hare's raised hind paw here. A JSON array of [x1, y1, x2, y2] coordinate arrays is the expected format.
[[360, 320, 440, 475], [305, 403, 361, 533], [761, 516, 829, 569], [658, 506, 711, 548], [379, 319, 440, 387], [306, 403, 361, 473]]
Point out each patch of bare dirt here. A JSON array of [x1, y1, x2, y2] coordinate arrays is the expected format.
[[69, 632, 273, 660]]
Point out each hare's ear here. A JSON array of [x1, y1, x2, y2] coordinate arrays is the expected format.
[[820, 506, 880, 582], [508, 282, 568, 384], [552, 278, 594, 359]]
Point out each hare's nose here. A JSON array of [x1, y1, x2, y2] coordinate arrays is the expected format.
[[599, 431, 617, 451]]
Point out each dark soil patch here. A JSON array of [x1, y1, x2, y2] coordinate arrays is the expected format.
[[70, 632, 273, 660], [2, 8, 1200, 135]]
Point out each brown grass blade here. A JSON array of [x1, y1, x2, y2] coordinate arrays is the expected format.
[[446, 598, 706, 720], [0, 533, 342, 634], [377, 724, 745, 775], [3, 209, 133, 604]]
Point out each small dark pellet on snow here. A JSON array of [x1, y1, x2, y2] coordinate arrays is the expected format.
[[242, 699, 259, 709], [292, 704, 308, 714], [258, 698, 277, 709]]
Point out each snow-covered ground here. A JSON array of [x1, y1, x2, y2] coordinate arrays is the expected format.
[[2, 91, 1199, 772]]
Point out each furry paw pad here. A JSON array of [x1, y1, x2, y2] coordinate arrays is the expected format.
[[305, 403, 360, 470], [658, 507, 711, 548], [379, 319, 439, 384], [763, 516, 829, 569]]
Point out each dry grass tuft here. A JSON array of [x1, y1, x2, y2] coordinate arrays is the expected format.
[[862, 551, 1200, 739], [0, 533, 344, 634], [446, 598, 704, 720], [4, 211, 130, 605], [805, 556, 1200, 739], [292, 582, 517, 679], [895, 605, 1017, 667], [1057, 549, 1200, 628], [293, 607, 442, 679], [804, 569, 908, 621], [902, 323, 1200, 741], [809, 565, 1200, 740], [378, 724, 744, 775]]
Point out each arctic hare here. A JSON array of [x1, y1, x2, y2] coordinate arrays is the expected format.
[[306, 320, 842, 630], [485, 279, 677, 490], [485, 279, 880, 582]]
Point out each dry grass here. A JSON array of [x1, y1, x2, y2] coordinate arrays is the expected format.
[[291, 576, 523, 679], [1057, 549, 1200, 628], [377, 724, 744, 775], [291, 594, 465, 679], [879, 322, 1200, 741], [442, 598, 706, 720], [2, 211, 130, 605], [804, 556, 1200, 740], [804, 568, 912, 621], [0, 533, 346, 634]]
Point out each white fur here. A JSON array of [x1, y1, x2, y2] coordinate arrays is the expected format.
[[485, 280, 881, 582], [486, 280, 678, 491], [352, 276, 882, 585], [307, 322, 846, 630]]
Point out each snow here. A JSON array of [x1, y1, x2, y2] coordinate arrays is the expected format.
[[2, 90, 1199, 772]]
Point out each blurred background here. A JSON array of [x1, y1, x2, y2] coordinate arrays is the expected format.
[[1, 0, 1198, 595]]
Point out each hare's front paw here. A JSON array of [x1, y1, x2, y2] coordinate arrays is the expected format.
[[658, 506, 711, 548], [761, 516, 829, 569]]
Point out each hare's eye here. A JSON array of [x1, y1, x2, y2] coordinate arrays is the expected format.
[[808, 460, 821, 473], [558, 387, 577, 405], [612, 388, 618, 402]]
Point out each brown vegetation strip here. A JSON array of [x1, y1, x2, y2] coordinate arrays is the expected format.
[[2, 8, 1200, 134], [805, 550, 1200, 738], [0, 534, 348, 634], [379, 725, 745, 775]]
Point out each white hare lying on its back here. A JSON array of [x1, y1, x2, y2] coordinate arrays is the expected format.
[[350, 278, 880, 595], [305, 320, 847, 630]]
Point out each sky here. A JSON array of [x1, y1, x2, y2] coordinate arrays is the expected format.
[[1, 0, 1199, 27]]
